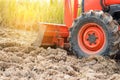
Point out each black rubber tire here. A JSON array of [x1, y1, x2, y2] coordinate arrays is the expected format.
[[69, 11, 120, 57]]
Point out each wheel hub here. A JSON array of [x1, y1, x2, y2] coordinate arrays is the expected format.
[[78, 23, 106, 54], [87, 33, 98, 45]]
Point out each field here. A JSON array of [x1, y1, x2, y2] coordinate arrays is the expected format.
[[0, 0, 120, 80], [0, 27, 120, 80]]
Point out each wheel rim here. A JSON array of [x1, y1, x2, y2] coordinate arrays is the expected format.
[[78, 23, 106, 55]]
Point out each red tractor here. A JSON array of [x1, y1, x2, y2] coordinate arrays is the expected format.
[[33, 0, 120, 57]]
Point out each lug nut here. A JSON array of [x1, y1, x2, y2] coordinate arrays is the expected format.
[[93, 33, 95, 35], [88, 34, 91, 36], [94, 42, 96, 44], [90, 43, 92, 45]]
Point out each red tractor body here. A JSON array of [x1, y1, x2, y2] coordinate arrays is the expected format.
[[33, 0, 120, 57], [84, 0, 120, 12]]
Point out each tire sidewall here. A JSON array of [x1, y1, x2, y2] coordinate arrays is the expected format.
[[71, 16, 111, 57]]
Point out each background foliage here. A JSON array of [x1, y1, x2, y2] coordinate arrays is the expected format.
[[0, 0, 81, 30]]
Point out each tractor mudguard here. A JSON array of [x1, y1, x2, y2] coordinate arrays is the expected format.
[[83, 0, 120, 12]]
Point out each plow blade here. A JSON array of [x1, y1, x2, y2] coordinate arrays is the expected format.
[[32, 23, 69, 48]]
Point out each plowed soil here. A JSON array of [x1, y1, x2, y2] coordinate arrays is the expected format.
[[0, 27, 120, 80]]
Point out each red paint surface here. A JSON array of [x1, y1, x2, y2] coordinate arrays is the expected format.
[[78, 23, 106, 54]]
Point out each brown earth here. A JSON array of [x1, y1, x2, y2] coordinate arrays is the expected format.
[[0, 27, 120, 80]]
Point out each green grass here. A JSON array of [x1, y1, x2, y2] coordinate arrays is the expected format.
[[0, 0, 81, 30]]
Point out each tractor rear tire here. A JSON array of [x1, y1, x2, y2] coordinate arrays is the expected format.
[[69, 11, 120, 57]]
